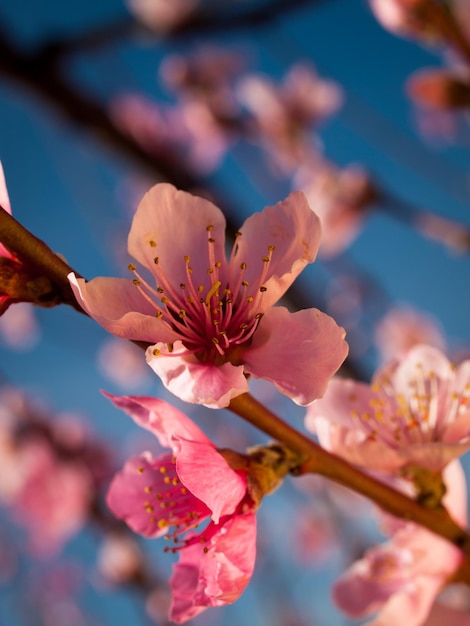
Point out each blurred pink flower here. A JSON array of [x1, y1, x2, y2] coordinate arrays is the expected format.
[[0, 301, 40, 350], [306, 344, 470, 473], [375, 306, 446, 363], [332, 460, 467, 626], [69, 183, 347, 408], [295, 162, 376, 257], [109, 94, 170, 157], [0, 421, 92, 556], [105, 393, 256, 623], [368, 0, 436, 40], [126, 0, 198, 32], [97, 337, 152, 390], [237, 65, 342, 171]]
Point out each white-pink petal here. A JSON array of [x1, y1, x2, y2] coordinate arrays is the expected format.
[[146, 341, 249, 408]]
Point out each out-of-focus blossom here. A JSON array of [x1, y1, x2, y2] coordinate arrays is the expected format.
[[332, 460, 467, 626], [424, 602, 470, 626], [368, 0, 439, 40], [237, 64, 342, 171], [170, 100, 234, 174], [69, 183, 347, 408], [97, 337, 152, 391], [295, 163, 376, 257], [9, 440, 93, 556], [414, 211, 470, 254], [105, 393, 258, 623], [109, 94, 170, 157], [160, 47, 244, 116], [375, 306, 446, 363], [126, 0, 198, 32], [97, 533, 143, 585], [407, 69, 470, 110], [110, 93, 233, 174], [159, 48, 245, 172], [0, 387, 111, 556], [306, 344, 470, 473], [0, 301, 40, 350]]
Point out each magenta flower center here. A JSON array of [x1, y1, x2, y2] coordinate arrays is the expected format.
[[349, 362, 470, 448], [129, 225, 276, 363], [138, 455, 212, 552]]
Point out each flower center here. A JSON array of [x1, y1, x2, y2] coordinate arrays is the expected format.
[[138, 455, 212, 553], [349, 362, 470, 449], [129, 225, 275, 363]]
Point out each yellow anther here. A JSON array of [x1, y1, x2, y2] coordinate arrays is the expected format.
[[128, 263, 136, 271], [259, 286, 267, 292], [149, 240, 157, 247], [153, 256, 159, 264], [242, 280, 249, 287], [152, 348, 160, 356], [156, 311, 163, 319], [240, 262, 247, 270], [144, 486, 153, 493], [137, 466, 144, 474], [158, 519, 169, 529], [180, 283, 186, 289], [206, 225, 214, 232], [132, 279, 141, 286]]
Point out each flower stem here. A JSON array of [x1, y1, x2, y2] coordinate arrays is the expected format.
[[0, 205, 84, 312], [228, 393, 470, 574]]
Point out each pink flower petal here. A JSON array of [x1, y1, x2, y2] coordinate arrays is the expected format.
[[68, 273, 179, 342], [175, 439, 247, 522], [146, 341, 249, 408], [128, 183, 227, 292], [243, 306, 348, 405], [102, 392, 212, 447], [169, 512, 257, 623], [103, 392, 247, 522], [231, 191, 321, 310]]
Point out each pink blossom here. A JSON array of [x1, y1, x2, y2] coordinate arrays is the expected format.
[[237, 65, 342, 171], [306, 344, 470, 473], [368, 0, 436, 40], [69, 184, 348, 408], [375, 306, 446, 364], [332, 460, 467, 626], [0, 430, 92, 556], [126, 0, 198, 32], [104, 393, 256, 623], [295, 162, 376, 257]]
